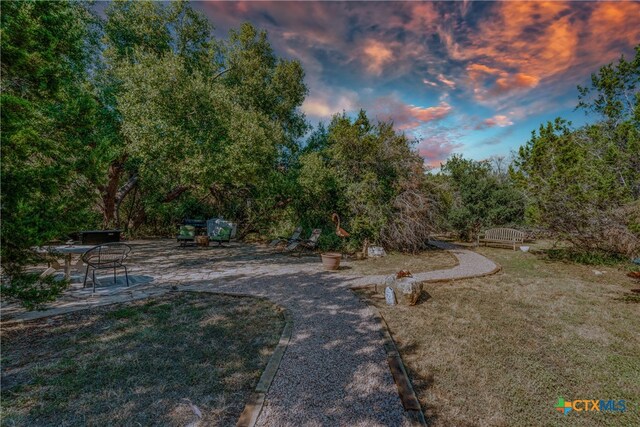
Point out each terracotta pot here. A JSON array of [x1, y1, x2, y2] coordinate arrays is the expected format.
[[321, 252, 341, 270]]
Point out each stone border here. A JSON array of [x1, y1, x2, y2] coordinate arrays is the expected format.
[[236, 306, 293, 427], [363, 300, 427, 426]]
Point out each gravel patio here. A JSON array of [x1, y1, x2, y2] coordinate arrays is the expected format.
[[3, 240, 498, 426]]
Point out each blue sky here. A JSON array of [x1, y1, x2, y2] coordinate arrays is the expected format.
[[190, 2, 638, 166]]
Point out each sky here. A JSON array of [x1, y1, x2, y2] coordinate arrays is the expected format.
[[193, 1, 640, 167]]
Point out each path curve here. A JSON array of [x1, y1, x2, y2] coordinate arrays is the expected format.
[[346, 240, 500, 288], [3, 240, 499, 426]]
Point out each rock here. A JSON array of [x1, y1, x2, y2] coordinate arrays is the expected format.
[[378, 274, 422, 306], [368, 246, 387, 258], [393, 277, 422, 306]]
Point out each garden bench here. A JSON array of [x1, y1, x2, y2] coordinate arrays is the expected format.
[[477, 228, 525, 250]]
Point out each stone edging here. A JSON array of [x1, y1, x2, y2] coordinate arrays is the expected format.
[[236, 304, 293, 427], [164, 289, 294, 427], [364, 300, 427, 426]]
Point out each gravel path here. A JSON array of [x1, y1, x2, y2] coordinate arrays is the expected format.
[[3, 240, 499, 426]]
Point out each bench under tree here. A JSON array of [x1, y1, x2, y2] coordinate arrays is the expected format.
[[477, 228, 525, 250]]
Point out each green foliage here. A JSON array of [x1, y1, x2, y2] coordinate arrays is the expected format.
[[440, 155, 525, 240], [577, 45, 640, 125], [0, 273, 69, 311], [1, 1, 100, 307], [295, 110, 434, 252], [542, 248, 629, 266]]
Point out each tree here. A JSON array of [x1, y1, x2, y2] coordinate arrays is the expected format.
[[513, 47, 640, 256], [94, 0, 221, 228], [439, 155, 525, 240], [95, 2, 308, 234], [295, 111, 435, 252], [1, 1, 101, 307]]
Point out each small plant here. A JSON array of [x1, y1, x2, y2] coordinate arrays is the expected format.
[[1, 273, 69, 310]]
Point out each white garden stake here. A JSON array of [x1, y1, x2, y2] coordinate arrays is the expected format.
[[385, 287, 396, 305]]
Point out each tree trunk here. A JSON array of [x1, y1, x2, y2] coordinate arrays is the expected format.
[[115, 174, 138, 226], [101, 158, 126, 228]]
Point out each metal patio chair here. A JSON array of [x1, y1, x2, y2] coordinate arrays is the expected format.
[[81, 243, 132, 292]]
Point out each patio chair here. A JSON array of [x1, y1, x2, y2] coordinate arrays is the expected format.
[[270, 226, 303, 248], [209, 224, 232, 246], [207, 218, 235, 246], [286, 229, 322, 256], [81, 243, 131, 292], [177, 225, 196, 247]]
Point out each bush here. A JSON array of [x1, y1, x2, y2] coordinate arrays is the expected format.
[[541, 248, 629, 266], [1, 273, 69, 311]]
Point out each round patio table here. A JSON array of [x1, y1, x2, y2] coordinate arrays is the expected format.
[[36, 245, 95, 280]]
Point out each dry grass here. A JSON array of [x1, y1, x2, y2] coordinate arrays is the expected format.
[[1, 292, 285, 426], [341, 248, 457, 276], [357, 246, 640, 427]]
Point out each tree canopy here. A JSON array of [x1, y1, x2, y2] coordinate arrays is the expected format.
[[2, 0, 638, 308]]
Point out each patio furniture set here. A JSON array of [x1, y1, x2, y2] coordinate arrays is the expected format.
[[38, 239, 131, 293], [177, 218, 237, 247]]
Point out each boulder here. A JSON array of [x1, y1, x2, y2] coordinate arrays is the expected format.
[[377, 274, 422, 306]]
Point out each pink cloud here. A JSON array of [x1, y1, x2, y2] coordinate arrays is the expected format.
[[431, 1, 640, 114], [418, 136, 463, 168], [476, 114, 514, 130], [302, 85, 359, 120], [369, 95, 452, 132], [363, 40, 394, 75], [466, 63, 540, 102], [437, 74, 456, 89]]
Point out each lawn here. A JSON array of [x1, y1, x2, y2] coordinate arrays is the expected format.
[[341, 247, 457, 276], [356, 245, 640, 427], [1, 292, 285, 426]]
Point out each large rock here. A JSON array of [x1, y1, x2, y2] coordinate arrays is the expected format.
[[378, 274, 422, 306]]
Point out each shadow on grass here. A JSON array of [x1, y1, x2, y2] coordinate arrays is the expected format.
[[8, 239, 455, 424], [1, 292, 285, 426]]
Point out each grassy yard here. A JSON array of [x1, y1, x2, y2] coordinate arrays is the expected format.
[[1, 292, 285, 426], [357, 246, 640, 427], [342, 248, 457, 276]]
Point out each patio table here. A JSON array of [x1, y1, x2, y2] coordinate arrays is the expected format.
[[36, 245, 95, 280]]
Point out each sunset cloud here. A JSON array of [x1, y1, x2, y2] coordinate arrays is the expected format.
[[363, 40, 394, 75], [302, 88, 358, 120], [476, 115, 514, 130], [369, 95, 452, 132], [437, 74, 456, 89], [418, 136, 463, 168], [193, 1, 640, 163]]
